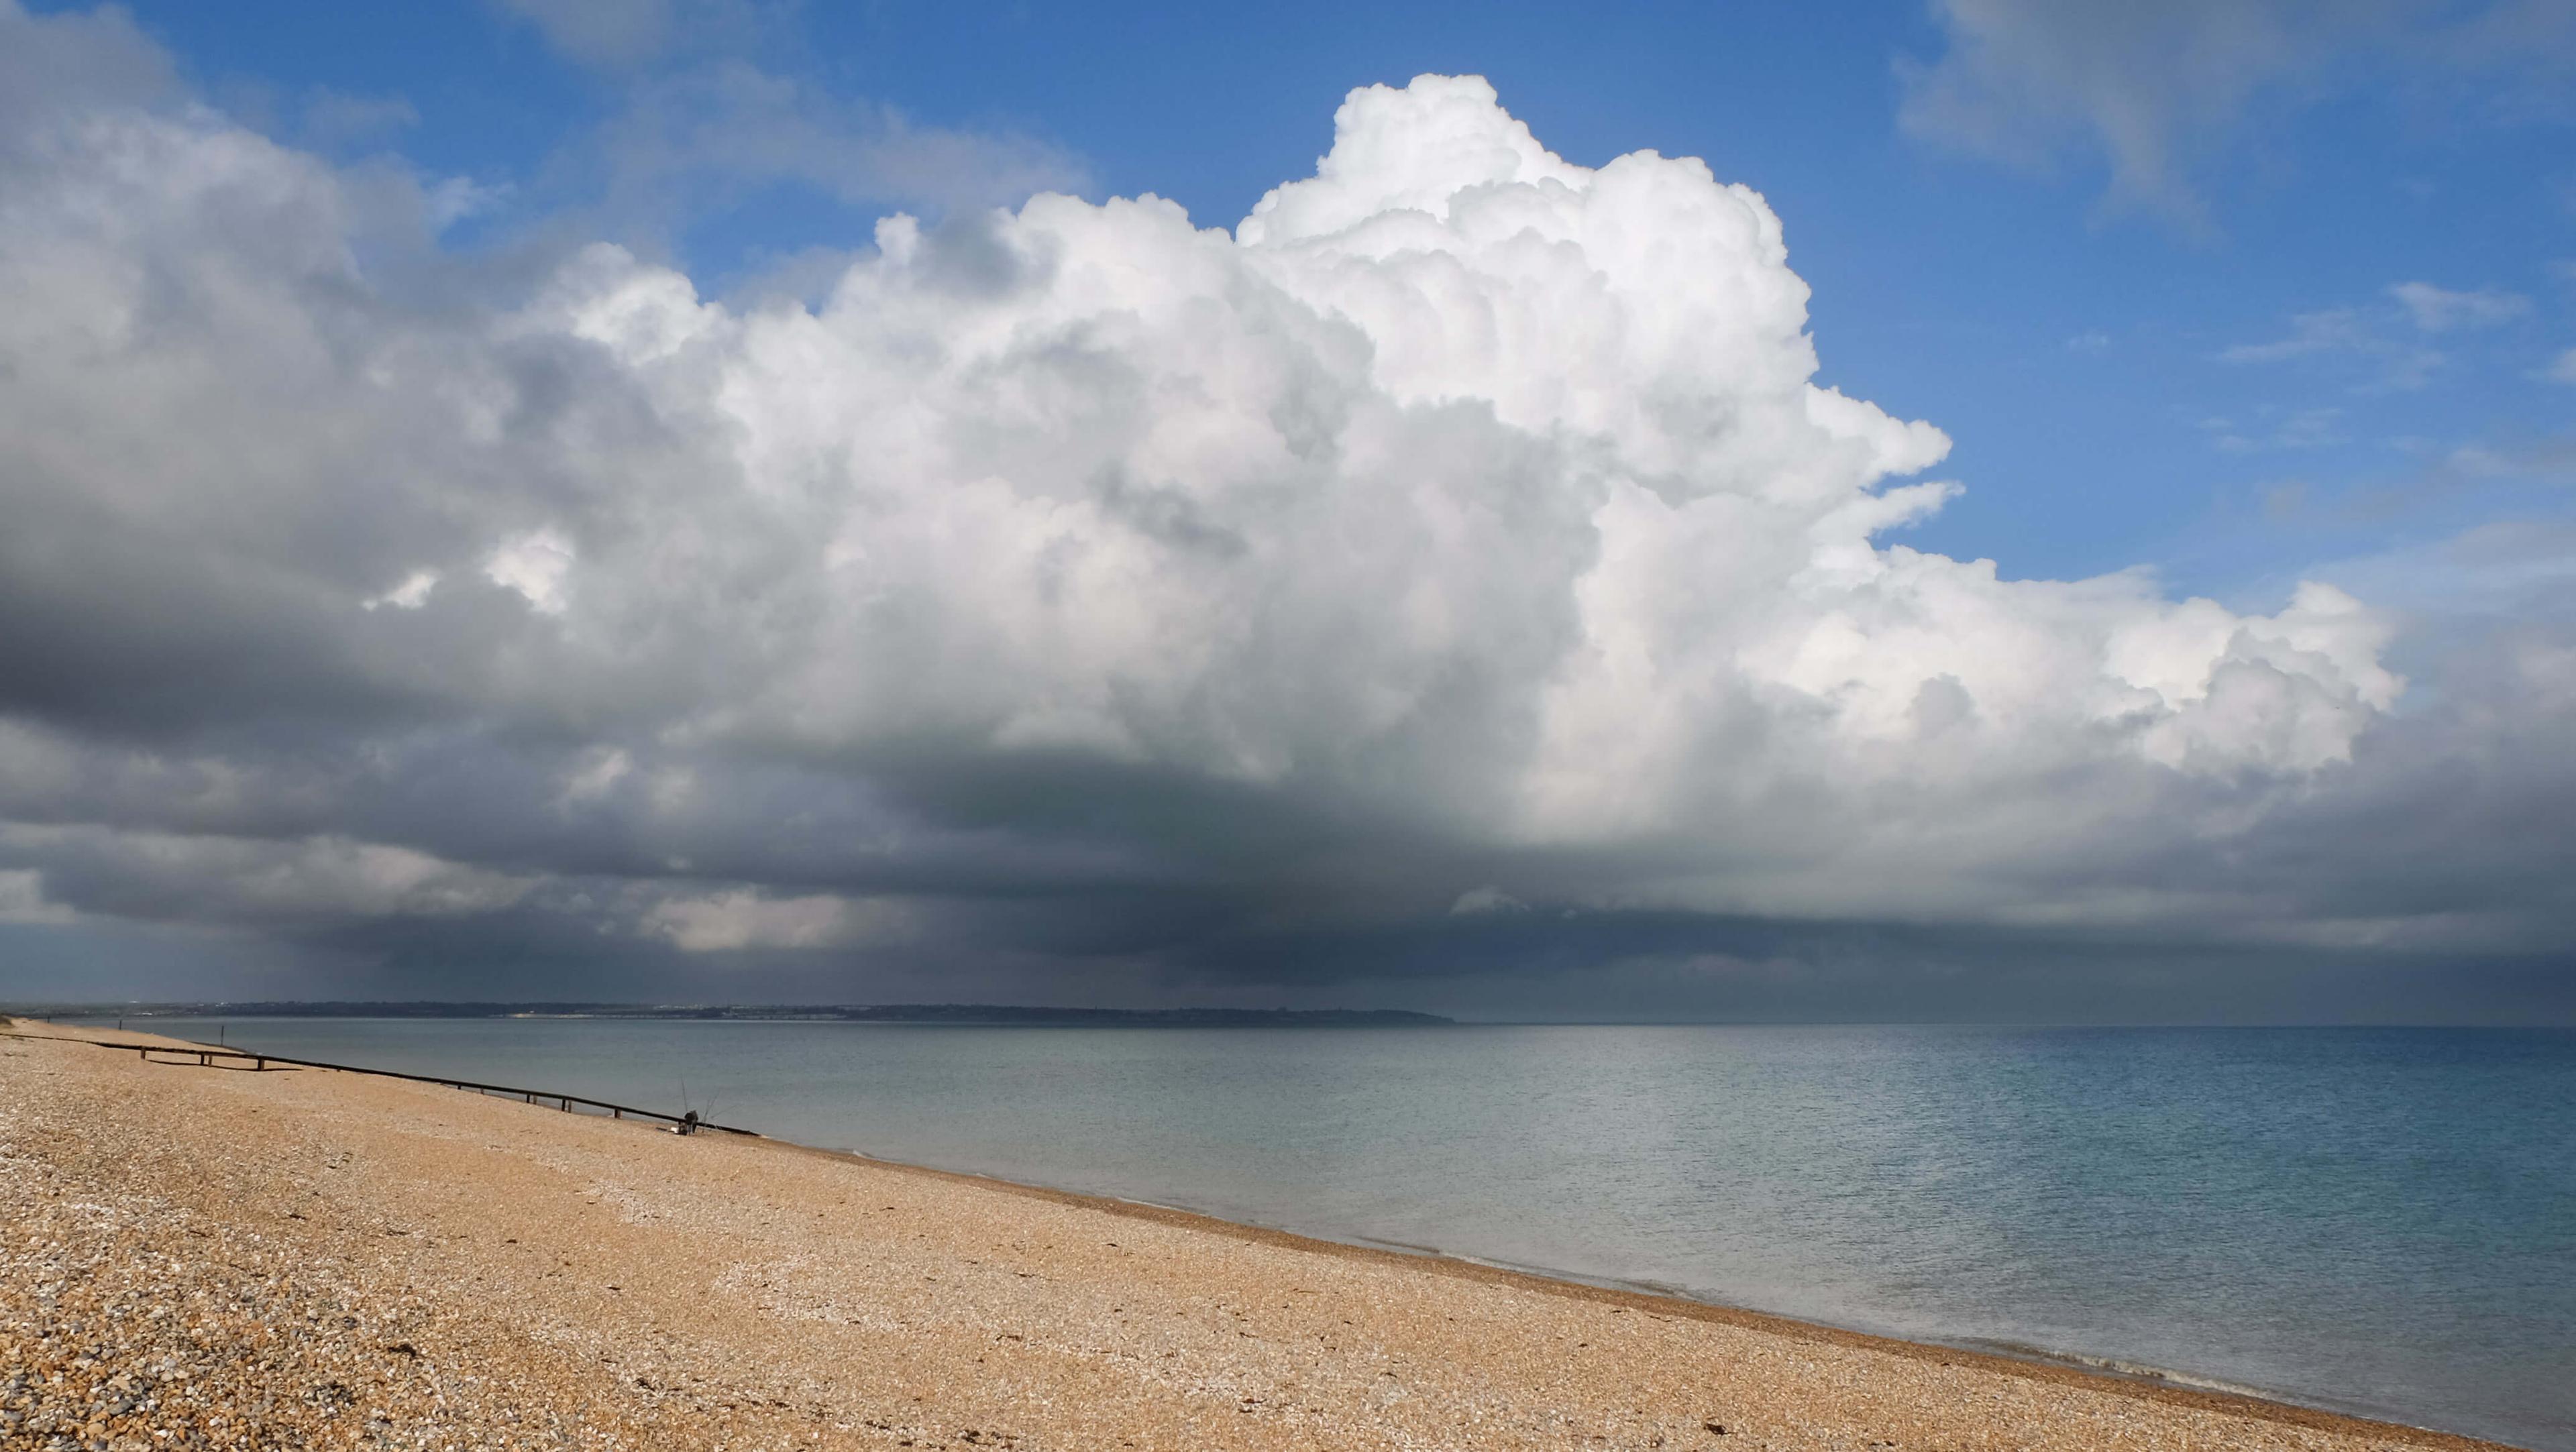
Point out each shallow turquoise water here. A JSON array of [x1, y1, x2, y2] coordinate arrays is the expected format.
[[113, 1019, 2576, 1449]]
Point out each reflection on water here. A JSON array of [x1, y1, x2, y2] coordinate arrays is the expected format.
[[113, 1018, 2576, 1451]]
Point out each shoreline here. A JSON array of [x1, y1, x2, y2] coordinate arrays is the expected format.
[[757, 1135, 2502, 1450], [2, 1016, 2529, 1451]]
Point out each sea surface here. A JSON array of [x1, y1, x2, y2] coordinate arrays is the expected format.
[[99, 1018, 2576, 1449]]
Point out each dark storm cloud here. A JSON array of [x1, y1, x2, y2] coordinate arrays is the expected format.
[[0, 5, 2568, 1021]]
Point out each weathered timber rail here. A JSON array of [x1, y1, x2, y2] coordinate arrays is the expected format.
[[3, 1031, 759, 1136]]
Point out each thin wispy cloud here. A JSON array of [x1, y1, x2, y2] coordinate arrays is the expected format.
[[298, 88, 421, 150], [2388, 281, 2530, 332], [1900, 0, 2576, 229], [474, 0, 1097, 270], [580, 61, 1090, 229], [490, 0, 690, 72], [2220, 307, 2445, 391], [2205, 406, 2346, 453]]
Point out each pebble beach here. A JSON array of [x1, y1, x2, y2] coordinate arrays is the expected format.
[[0, 1020, 2519, 1452]]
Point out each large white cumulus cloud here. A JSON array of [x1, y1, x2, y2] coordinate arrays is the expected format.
[[528, 78, 2395, 845], [1, 4, 2497, 993]]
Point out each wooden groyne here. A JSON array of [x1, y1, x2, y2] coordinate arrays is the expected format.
[[1, 1030, 758, 1137]]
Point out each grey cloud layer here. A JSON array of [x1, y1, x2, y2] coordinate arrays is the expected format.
[[0, 4, 2568, 1014]]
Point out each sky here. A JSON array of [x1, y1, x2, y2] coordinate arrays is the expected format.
[[0, 0, 2571, 1021]]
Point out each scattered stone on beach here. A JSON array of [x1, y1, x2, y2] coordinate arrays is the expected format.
[[0, 1024, 2511, 1452]]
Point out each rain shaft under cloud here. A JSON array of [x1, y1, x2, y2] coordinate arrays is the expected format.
[[0, 2, 2563, 1017]]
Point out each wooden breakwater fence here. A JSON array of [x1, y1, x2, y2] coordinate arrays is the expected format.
[[4, 1031, 759, 1137]]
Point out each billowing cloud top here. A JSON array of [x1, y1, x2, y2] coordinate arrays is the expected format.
[[3, 8, 2556, 1013], [533, 75, 2392, 813]]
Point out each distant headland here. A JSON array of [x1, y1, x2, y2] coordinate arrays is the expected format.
[[11, 1001, 1455, 1027]]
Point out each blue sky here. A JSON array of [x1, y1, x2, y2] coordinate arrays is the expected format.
[[90, 0, 2576, 613], [3, 0, 2573, 1017]]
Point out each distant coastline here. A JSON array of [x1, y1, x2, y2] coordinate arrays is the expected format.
[[11, 1000, 1456, 1027]]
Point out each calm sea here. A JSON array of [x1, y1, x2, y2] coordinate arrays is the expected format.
[[102, 1019, 2575, 1449]]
